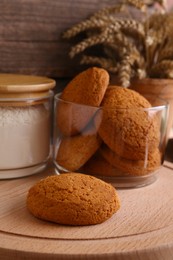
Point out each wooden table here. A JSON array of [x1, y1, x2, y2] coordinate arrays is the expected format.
[[0, 161, 173, 260]]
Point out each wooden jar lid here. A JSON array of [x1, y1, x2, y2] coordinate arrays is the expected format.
[[0, 74, 56, 106], [0, 74, 56, 96]]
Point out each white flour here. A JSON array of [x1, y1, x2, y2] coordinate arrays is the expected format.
[[0, 105, 50, 169]]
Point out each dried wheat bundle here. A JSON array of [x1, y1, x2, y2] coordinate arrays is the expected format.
[[63, 0, 173, 86], [146, 12, 173, 76], [92, 4, 126, 18], [63, 19, 105, 39], [150, 60, 173, 78], [158, 32, 173, 62], [159, 47, 173, 62], [81, 55, 120, 73]]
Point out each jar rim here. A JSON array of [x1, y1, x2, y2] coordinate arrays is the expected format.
[[54, 92, 169, 112], [0, 90, 54, 106]]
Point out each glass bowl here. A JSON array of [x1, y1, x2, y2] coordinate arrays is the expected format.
[[53, 93, 169, 188]]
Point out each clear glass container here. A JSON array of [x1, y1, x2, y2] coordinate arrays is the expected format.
[[53, 93, 169, 188], [0, 74, 55, 179]]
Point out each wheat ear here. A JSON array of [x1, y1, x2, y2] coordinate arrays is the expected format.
[[80, 55, 119, 73]]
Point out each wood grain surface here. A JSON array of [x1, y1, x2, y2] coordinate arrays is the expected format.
[[0, 0, 116, 78], [0, 163, 173, 259]]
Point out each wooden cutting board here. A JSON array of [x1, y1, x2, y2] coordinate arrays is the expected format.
[[0, 163, 173, 260]]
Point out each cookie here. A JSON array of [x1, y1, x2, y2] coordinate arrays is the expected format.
[[81, 151, 128, 177], [27, 173, 121, 225], [55, 125, 102, 171], [100, 144, 161, 176], [95, 86, 160, 160], [56, 67, 109, 136]]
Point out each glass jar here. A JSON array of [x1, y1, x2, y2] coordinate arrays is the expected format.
[[0, 74, 55, 179]]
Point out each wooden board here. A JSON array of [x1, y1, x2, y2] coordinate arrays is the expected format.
[[0, 0, 117, 78], [0, 163, 173, 259]]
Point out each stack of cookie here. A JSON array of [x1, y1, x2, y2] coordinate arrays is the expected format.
[[54, 67, 163, 178]]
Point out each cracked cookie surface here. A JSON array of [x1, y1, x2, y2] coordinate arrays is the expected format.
[[96, 86, 160, 160], [27, 173, 120, 225]]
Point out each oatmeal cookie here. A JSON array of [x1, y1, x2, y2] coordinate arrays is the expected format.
[[56, 67, 109, 136], [27, 173, 120, 225], [56, 126, 102, 171], [95, 86, 160, 160], [100, 144, 161, 176], [81, 151, 128, 177]]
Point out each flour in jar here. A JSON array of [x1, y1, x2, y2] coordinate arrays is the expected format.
[[0, 105, 50, 169]]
